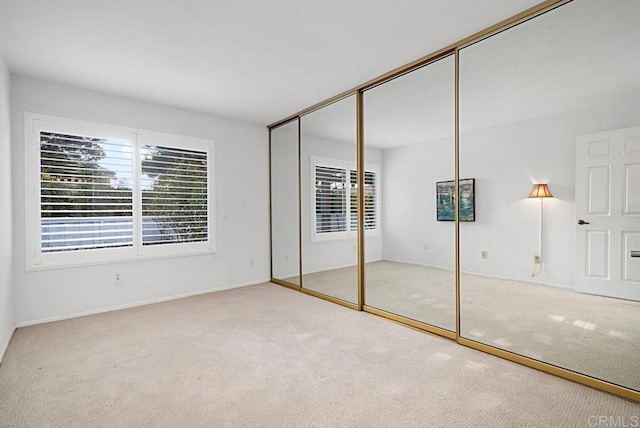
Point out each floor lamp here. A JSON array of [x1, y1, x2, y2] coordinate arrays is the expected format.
[[529, 183, 553, 277]]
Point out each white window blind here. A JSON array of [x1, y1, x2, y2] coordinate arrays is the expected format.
[[315, 165, 347, 234], [364, 170, 378, 230], [349, 170, 378, 231], [312, 157, 379, 240], [27, 113, 215, 269], [141, 145, 209, 245], [40, 132, 134, 253]]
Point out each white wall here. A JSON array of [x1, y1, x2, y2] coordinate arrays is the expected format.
[[11, 76, 270, 325], [301, 134, 382, 274], [381, 136, 455, 269], [0, 53, 14, 362], [381, 89, 640, 288]]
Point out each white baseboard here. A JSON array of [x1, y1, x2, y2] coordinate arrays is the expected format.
[[16, 278, 270, 328], [272, 271, 300, 280], [0, 325, 16, 365], [303, 258, 382, 276], [303, 262, 357, 275], [381, 258, 573, 291], [382, 258, 453, 272], [458, 268, 574, 291]]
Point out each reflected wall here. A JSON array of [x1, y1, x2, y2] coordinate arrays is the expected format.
[[459, 0, 640, 391], [364, 56, 456, 331], [270, 120, 300, 285]]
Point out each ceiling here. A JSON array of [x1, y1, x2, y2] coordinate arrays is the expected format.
[[0, 0, 543, 126], [298, 0, 640, 148]]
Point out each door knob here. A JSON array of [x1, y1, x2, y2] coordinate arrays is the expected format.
[[577, 219, 590, 225]]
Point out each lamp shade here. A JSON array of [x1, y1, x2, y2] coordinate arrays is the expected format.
[[529, 183, 553, 198]]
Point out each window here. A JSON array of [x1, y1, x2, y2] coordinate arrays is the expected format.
[[315, 164, 348, 234], [40, 131, 135, 253], [311, 157, 380, 241], [350, 169, 378, 231], [141, 144, 209, 246], [26, 113, 215, 269]]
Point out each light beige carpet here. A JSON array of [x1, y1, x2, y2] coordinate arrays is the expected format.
[[300, 260, 640, 391], [1, 283, 638, 427]]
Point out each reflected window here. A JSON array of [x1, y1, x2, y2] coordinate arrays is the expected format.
[[311, 157, 379, 240], [349, 170, 378, 231], [314, 163, 347, 234]]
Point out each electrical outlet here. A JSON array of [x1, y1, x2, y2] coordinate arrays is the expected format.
[[481, 251, 488, 259], [249, 259, 255, 268], [284, 255, 289, 263], [424, 243, 429, 250], [533, 255, 541, 264], [114, 273, 122, 285]]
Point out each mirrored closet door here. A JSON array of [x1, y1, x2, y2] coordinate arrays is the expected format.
[[459, 0, 640, 392], [270, 120, 301, 286], [363, 55, 456, 332], [300, 95, 359, 304]]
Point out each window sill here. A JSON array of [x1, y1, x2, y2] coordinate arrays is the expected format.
[[26, 248, 217, 272]]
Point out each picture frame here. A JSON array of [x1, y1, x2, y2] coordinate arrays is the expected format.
[[436, 178, 475, 222]]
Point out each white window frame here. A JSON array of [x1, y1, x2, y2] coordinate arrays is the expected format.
[[310, 156, 381, 243], [25, 112, 216, 270]]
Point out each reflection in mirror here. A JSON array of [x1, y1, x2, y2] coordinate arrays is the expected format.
[[271, 120, 300, 286], [459, 0, 640, 391], [300, 95, 358, 303], [364, 56, 455, 330]]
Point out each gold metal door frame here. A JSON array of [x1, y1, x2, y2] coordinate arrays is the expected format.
[[268, 118, 302, 290], [356, 90, 364, 311]]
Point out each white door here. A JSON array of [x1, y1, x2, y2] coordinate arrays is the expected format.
[[575, 126, 640, 301]]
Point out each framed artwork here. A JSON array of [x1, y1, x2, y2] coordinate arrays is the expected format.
[[436, 178, 475, 222]]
